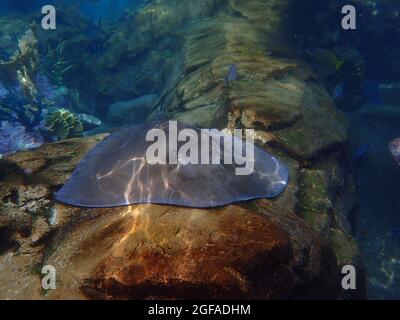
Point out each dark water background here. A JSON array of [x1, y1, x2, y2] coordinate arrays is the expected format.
[[348, 102, 400, 299], [288, 0, 400, 299]]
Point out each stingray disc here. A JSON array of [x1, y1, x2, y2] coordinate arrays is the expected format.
[[55, 121, 289, 208]]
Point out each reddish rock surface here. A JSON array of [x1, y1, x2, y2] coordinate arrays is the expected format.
[[40, 204, 337, 300]]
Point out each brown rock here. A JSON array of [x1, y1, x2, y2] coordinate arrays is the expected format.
[[0, 129, 358, 300], [274, 84, 348, 161], [41, 204, 339, 300], [1, 134, 107, 186]]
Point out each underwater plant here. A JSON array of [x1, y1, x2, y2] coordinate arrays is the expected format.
[[44, 108, 83, 140], [0, 23, 39, 100], [38, 40, 74, 85]]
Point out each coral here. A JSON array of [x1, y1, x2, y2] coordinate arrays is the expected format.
[[0, 22, 39, 102], [0, 100, 44, 129], [45, 109, 83, 140], [35, 74, 57, 100], [0, 121, 44, 156], [35, 74, 69, 108], [0, 23, 44, 129], [39, 40, 74, 86], [17, 66, 37, 99]]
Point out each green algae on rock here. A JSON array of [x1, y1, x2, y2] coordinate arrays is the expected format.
[[298, 169, 333, 235], [45, 108, 84, 140]]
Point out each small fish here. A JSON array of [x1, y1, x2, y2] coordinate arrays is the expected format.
[[389, 138, 400, 166], [78, 113, 102, 131], [332, 81, 345, 100], [224, 64, 238, 87], [362, 79, 382, 106], [353, 143, 371, 162], [306, 48, 345, 71]]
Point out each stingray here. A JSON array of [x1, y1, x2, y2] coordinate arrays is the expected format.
[[55, 121, 289, 208]]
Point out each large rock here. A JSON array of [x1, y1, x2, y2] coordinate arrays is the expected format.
[[0, 137, 342, 299], [46, 204, 338, 300]]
